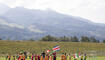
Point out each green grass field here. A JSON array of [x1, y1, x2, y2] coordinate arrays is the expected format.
[[0, 40, 105, 60], [0, 56, 105, 60], [0, 40, 105, 54]]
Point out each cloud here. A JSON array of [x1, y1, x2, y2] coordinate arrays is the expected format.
[[0, 0, 36, 7], [28, 25, 44, 33], [0, 0, 17, 7], [0, 0, 105, 23], [0, 18, 25, 29], [72, 0, 105, 23]]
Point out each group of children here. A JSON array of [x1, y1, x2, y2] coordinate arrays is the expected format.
[[6, 52, 26, 60], [30, 51, 57, 60], [6, 51, 87, 60], [61, 53, 87, 60]]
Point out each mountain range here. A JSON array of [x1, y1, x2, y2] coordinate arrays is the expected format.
[[0, 4, 105, 40]]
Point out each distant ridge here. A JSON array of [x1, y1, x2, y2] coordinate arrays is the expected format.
[[0, 6, 105, 40]]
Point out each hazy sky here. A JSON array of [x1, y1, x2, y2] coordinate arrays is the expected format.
[[0, 0, 105, 23]]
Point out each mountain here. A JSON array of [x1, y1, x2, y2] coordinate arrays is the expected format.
[[0, 18, 45, 40], [0, 7, 105, 40]]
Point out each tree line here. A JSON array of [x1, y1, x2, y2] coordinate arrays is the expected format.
[[1, 35, 105, 43], [39, 35, 103, 43]]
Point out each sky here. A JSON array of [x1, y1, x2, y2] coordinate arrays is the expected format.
[[0, 0, 105, 23]]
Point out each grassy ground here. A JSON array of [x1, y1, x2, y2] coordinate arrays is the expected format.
[[0, 40, 105, 54], [0, 56, 105, 60]]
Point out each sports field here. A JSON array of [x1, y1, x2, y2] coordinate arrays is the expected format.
[[0, 56, 105, 60]]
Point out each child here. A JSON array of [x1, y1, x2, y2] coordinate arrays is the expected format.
[[12, 56, 15, 60], [61, 53, 66, 60]]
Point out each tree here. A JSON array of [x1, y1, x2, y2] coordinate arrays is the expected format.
[[81, 36, 90, 42], [103, 40, 105, 43], [71, 36, 79, 42], [0, 38, 2, 40], [90, 37, 99, 43], [29, 38, 35, 41], [7, 38, 11, 41], [40, 35, 58, 41], [59, 36, 70, 42]]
